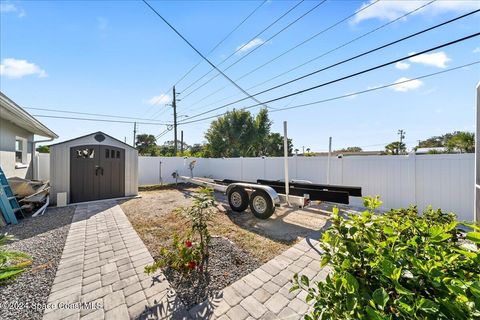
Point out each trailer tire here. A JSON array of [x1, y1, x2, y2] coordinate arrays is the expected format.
[[228, 187, 249, 212], [249, 190, 275, 219]]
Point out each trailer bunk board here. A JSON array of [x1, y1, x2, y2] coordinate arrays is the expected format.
[[215, 179, 360, 204]]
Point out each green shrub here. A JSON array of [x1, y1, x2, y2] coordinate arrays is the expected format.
[[0, 233, 32, 284], [292, 197, 480, 320], [145, 187, 215, 275]]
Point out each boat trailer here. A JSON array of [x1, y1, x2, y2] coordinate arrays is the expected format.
[[172, 121, 362, 219]]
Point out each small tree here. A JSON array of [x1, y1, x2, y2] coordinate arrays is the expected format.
[[36, 145, 50, 153], [385, 141, 406, 155], [144, 187, 216, 275], [135, 134, 157, 156]]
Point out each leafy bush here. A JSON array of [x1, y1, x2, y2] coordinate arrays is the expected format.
[[145, 187, 215, 275], [0, 234, 32, 284], [144, 233, 202, 275], [292, 196, 480, 320]]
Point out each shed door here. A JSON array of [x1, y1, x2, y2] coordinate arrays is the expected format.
[[70, 145, 125, 203]]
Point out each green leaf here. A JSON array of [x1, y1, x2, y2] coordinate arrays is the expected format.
[[372, 288, 389, 308], [343, 272, 359, 293], [320, 254, 331, 268], [395, 282, 414, 296], [301, 275, 310, 288], [418, 298, 439, 314], [470, 281, 480, 298], [383, 226, 394, 235], [380, 260, 395, 278], [366, 306, 386, 320], [466, 232, 480, 244]]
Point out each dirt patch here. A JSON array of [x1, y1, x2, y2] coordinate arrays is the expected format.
[[120, 185, 296, 263]]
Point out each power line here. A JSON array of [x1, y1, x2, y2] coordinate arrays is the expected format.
[[178, 0, 305, 95], [142, 1, 267, 119], [31, 114, 169, 126], [177, 57, 479, 126], [23, 106, 167, 123], [181, 0, 328, 100], [142, 0, 270, 109], [185, 0, 430, 111], [173, 0, 267, 88], [182, 11, 479, 121]]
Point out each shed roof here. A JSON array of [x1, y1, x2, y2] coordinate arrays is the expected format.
[[0, 92, 58, 139], [49, 131, 137, 149]]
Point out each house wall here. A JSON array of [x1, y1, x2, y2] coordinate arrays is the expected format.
[[50, 134, 138, 204], [0, 118, 34, 179]]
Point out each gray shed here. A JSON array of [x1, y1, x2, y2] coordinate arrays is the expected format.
[[50, 131, 138, 204]]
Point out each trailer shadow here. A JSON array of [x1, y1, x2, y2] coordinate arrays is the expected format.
[[217, 196, 336, 243]]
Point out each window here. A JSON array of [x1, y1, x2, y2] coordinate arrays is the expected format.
[[116, 151, 120, 159], [15, 137, 26, 164], [105, 149, 109, 158], [111, 150, 115, 158], [75, 148, 95, 159]]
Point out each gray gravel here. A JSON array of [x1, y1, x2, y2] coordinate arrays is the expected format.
[[162, 236, 261, 309], [0, 206, 75, 320]]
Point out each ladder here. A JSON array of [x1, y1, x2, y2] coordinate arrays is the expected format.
[[0, 166, 20, 224]]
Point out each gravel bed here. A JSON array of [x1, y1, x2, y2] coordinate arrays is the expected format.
[[162, 236, 261, 309], [0, 206, 75, 320]]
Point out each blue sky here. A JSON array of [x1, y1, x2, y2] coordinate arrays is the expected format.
[[1, 0, 479, 152]]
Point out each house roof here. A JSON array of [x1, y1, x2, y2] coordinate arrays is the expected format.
[[0, 92, 58, 139], [49, 131, 136, 150]]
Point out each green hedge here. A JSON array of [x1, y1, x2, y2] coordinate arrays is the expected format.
[[293, 197, 480, 320]]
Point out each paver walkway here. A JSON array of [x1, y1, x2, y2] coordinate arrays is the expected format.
[[43, 201, 188, 320], [188, 235, 328, 320], [45, 201, 328, 319]]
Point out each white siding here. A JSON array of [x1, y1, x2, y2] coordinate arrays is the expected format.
[[50, 133, 138, 204], [0, 118, 34, 179]]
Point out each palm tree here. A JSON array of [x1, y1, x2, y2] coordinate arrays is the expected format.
[[446, 132, 474, 153], [385, 142, 406, 155], [294, 148, 299, 155], [306, 148, 311, 153]]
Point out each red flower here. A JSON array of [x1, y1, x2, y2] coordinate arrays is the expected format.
[[187, 261, 196, 270], [185, 240, 193, 248]]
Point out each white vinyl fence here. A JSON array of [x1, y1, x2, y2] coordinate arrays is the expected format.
[[35, 153, 50, 181], [137, 154, 474, 221], [38, 153, 474, 221]]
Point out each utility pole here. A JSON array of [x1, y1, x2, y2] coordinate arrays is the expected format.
[[180, 130, 184, 156], [398, 129, 406, 154], [173, 86, 178, 156], [133, 122, 137, 147]]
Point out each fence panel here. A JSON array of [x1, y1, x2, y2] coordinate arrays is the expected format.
[[38, 152, 473, 221]]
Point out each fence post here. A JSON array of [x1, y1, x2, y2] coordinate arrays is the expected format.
[[408, 152, 417, 206]]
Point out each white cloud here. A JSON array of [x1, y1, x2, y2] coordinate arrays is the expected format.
[[474, 47, 480, 54], [391, 77, 424, 92], [1, 2, 26, 18], [352, 0, 480, 24], [395, 61, 410, 70], [236, 38, 265, 54], [147, 93, 171, 106], [0, 58, 47, 79], [408, 51, 451, 68]]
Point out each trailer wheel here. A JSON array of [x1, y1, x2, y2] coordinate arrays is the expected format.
[[228, 187, 249, 212], [249, 190, 275, 219]]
